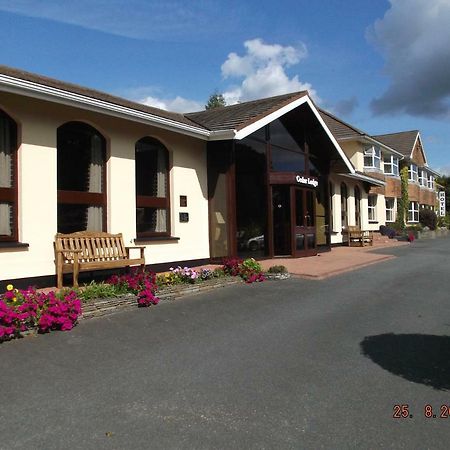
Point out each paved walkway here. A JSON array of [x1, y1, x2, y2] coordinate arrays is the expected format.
[[259, 239, 408, 279]]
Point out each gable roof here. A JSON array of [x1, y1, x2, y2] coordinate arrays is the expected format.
[[318, 109, 366, 140], [372, 130, 419, 158], [318, 108, 403, 157], [186, 91, 308, 131]]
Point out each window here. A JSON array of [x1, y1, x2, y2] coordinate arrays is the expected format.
[[408, 164, 418, 182], [408, 201, 419, 222], [340, 182, 348, 228], [363, 146, 381, 170], [368, 195, 377, 221], [385, 198, 395, 222], [383, 155, 399, 176], [57, 122, 106, 233], [354, 186, 361, 228], [418, 169, 428, 187], [0, 110, 17, 241], [427, 175, 434, 189], [135, 137, 170, 236]]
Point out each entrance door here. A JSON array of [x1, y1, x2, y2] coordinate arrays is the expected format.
[[293, 187, 317, 256]]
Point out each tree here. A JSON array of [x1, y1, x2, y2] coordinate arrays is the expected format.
[[205, 92, 226, 110]]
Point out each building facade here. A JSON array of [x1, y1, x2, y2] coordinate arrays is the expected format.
[[0, 66, 441, 288]]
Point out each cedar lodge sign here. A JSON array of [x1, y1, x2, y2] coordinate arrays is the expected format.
[[295, 175, 319, 188], [268, 172, 319, 187]]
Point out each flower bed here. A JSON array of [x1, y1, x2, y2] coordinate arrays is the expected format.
[[1, 257, 266, 343], [0, 284, 82, 342]]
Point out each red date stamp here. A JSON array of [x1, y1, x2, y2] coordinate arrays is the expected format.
[[393, 404, 450, 419]]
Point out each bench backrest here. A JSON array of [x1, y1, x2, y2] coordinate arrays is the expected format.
[[55, 232, 127, 263], [346, 226, 361, 232]]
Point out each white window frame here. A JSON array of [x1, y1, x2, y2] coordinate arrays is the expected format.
[[364, 146, 381, 170], [408, 164, 418, 182], [368, 194, 377, 222], [427, 175, 434, 189], [408, 201, 419, 222], [418, 169, 428, 187], [385, 198, 395, 222], [383, 155, 399, 176]]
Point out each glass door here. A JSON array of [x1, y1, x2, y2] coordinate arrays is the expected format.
[[293, 187, 317, 257], [272, 185, 291, 256]]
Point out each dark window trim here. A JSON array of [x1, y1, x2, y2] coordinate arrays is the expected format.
[[0, 109, 18, 242], [135, 138, 171, 238], [57, 121, 107, 232]]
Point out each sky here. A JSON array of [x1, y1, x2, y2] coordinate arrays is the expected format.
[[0, 0, 449, 172]]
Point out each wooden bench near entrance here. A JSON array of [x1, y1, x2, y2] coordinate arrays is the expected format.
[[342, 226, 373, 247], [54, 231, 145, 289]]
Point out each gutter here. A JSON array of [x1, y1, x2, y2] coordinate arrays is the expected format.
[[339, 172, 386, 187], [0, 74, 210, 140]]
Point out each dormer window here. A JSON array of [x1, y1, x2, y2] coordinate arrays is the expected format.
[[408, 164, 418, 182], [384, 155, 399, 176], [364, 146, 381, 170]]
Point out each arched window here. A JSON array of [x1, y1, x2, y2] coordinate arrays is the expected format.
[[340, 182, 348, 228], [57, 122, 106, 233], [0, 109, 18, 241], [135, 137, 170, 237], [354, 186, 361, 228]]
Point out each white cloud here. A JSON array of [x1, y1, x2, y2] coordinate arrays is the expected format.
[[368, 0, 450, 118], [221, 38, 317, 104], [139, 95, 202, 113]]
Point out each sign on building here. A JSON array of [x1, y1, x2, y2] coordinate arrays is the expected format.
[[439, 191, 446, 217]]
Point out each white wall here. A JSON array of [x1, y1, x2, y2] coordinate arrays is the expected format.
[[0, 92, 209, 282]]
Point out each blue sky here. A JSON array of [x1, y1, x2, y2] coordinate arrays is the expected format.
[[0, 0, 449, 172]]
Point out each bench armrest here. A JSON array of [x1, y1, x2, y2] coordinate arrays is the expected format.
[[125, 245, 145, 259]]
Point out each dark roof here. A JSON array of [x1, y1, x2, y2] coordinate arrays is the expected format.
[[372, 130, 419, 157], [318, 109, 366, 140], [185, 91, 308, 131], [0, 65, 205, 129]]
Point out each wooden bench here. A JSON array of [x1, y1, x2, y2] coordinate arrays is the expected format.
[[342, 226, 374, 247], [54, 232, 145, 289]]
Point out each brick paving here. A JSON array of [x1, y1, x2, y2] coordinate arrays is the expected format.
[[260, 236, 408, 280]]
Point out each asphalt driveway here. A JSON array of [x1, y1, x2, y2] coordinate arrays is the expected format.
[[1, 238, 450, 449]]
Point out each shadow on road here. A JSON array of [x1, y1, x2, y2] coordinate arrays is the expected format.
[[360, 333, 450, 391]]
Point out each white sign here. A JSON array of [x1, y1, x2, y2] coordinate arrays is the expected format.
[[295, 175, 319, 188], [439, 191, 446, 217]]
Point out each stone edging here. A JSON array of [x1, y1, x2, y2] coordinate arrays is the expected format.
[[80, 276, 243, 320]]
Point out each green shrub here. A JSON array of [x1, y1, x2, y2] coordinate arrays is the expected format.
[[79, 281, 127, 301], [267, 265, 287, 274], [419, 209, 437, 230]]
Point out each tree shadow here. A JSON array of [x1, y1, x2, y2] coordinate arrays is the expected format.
[[360, 333, 450, 391]]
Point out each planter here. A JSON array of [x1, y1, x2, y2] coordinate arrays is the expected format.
[[264, 272, 291, 281]]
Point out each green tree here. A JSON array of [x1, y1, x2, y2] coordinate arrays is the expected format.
[[205, 92, 226, 110]]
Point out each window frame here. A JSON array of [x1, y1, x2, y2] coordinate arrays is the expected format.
[[408, 201, 419, 223], [368, 194, 377, 222], [0, 109, 18, 242], [57, 122, 107, 233], [385, 197, 395, 223], [383, 155, 399, 176], [427, 174, 434, 189], [363, 146, 381, 170], [340, 182, 348, 228], [135, 137, 171, 238], [408, 164, 418, 182], [418, 169, 428, 187]]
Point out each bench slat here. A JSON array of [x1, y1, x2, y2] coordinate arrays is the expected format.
[[55, 232, 145, 288]]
